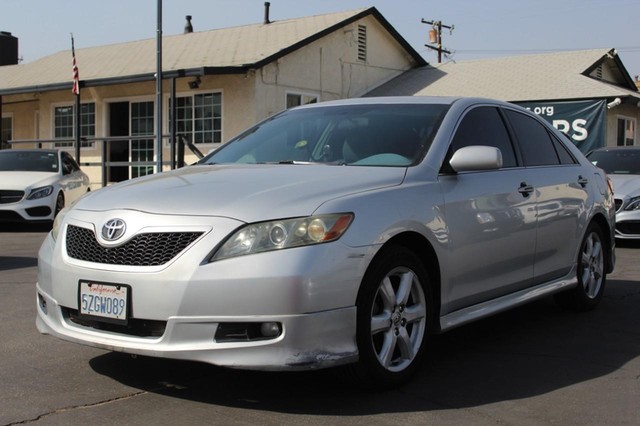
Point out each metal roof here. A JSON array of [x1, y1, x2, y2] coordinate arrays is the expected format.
[[0, 7, 426, 96], [367, 48, 640, 102]]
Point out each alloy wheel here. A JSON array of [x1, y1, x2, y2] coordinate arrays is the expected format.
[[370, 266, 427, 372]]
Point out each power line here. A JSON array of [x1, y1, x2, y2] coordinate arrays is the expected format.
[[454, 46, 640, 55]]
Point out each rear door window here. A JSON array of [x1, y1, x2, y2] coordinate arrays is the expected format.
[[505, 110, 560, 167]]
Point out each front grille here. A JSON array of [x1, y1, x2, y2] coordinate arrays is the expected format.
[[614, 198, 623, 212], [63, 307, 167, 338], [66, 225, 203, 266], [0, 190, 24, 204]]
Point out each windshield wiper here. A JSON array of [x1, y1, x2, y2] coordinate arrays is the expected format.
[[280, 160, 312, 164], [256, 160, 315, 165]]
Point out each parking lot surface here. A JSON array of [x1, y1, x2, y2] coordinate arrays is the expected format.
[[1, 223, 638, 425]]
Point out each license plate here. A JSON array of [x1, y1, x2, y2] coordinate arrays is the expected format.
[[79, 281, 129, 323]]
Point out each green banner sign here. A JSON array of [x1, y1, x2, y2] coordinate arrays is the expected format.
[[515, 100, 606, 153]]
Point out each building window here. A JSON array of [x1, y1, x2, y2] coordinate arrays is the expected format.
[[53, 103, 95, 148], [286, 93, 318, 109], [357, 25, 367, 62], [617, 116, 637, 146], [131, 101, 154, 178], [80, 103, 96, 145], [173, 92, 222, 144], [54, 106, 73, 146], [1, 116, 11, 148]]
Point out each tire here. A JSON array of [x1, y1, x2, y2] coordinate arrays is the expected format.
[[555, 223, 606, 311], [346, 245, 433, 389], [54, 192, 65, 218]]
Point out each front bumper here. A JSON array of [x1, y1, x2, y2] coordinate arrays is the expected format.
[[36, 287, 358, 370], [36, 210, 370, 370], [0, 196, 54, 222]]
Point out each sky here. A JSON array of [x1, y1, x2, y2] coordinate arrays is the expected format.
[[2, 0, 639, 79]]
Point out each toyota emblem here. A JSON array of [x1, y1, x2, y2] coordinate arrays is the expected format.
[[102, 218, 126, 241]]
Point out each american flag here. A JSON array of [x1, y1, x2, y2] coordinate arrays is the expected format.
[[71, 34, 79, 95]]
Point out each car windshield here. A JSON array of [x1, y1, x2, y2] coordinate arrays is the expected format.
[[587, 149, 640, 175], [201, 103, 449, 167], [0, 151, 59, 172]]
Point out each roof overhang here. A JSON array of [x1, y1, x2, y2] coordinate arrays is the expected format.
[[0, 66, 252, 96]]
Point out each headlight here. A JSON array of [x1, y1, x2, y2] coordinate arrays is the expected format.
[[625, 196, 640, 211], [210, 213, 354, 262], [51, 207, 70, 241], [27, 185, 54, 200]]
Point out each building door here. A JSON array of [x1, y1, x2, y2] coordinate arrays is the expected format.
[[108, 102, 129, 183]]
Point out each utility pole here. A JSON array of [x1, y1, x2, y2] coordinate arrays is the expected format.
[[421, 19, 454, 64]]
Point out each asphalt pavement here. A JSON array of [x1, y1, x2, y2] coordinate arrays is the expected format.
[[1, 222, 638, 425]]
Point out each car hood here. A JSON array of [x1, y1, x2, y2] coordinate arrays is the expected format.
[[609, 174, 640, 198], [75, 164, 406, 223], [0, 171, 59, 190]]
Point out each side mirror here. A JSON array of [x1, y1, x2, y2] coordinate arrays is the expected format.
[[449, 146, 503, 172]]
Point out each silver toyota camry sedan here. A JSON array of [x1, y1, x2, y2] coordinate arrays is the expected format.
[[36, 97, 616, 388]]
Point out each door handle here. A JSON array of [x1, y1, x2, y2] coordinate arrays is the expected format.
[[518, 182, 534, 197], [578, 175, 589, 188]]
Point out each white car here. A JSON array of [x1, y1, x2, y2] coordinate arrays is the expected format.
[[36, 97, 615, 388], [0, 149, 90, 222], [587, 146, 640, 239]]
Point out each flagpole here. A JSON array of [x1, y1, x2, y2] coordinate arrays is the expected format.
[[71, 33, 81, 163]]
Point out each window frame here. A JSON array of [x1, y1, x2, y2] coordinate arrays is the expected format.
[[503, 108, 562, 168], [60, 151, 81, 174], [168, 90, 223, 147], [51, 102, 96, 149], [285, 91, 319, 109], [616, 115, 637, 146]]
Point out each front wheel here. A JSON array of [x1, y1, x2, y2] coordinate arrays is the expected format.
[[555, 223, 606, 311], [54, 192, 65, 218], [346, 245, 433, 389]]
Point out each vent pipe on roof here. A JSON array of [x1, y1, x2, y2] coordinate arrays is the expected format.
[[264, 2, 271, 25], [184, 15, 193, 34]]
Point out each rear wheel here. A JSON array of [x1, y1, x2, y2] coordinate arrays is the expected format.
[[347, 245, 433, 389], [555, 223, 606, 311]]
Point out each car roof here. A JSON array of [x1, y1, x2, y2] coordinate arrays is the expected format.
[[589, 146, 640, 153], [293, 96, 511, 109], [0, 149, 59, 154]]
